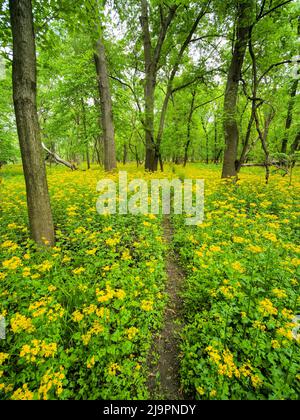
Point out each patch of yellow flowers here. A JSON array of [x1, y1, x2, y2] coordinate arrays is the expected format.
[[20, 340, 57, 362]]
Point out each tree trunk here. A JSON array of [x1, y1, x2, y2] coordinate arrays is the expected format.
[[201, 117, 209, 164], [94, 37, 116, 172], [123, 144, 128, 165], [221, 1, 253, 178], [140, 0, 178, 172], [236, 111, 255, 173], [9, 0, 55, 247], [184, 91, 196, 167], [81, 98, 90, 170], [144, 74, 157, 171], [281, 78, 298, 154], [282, 17, 300, 153], [291, 131, 300, 154], [214, 113, 218, 163], [155, 9, 205, 168], [140, 0, 157, 171]]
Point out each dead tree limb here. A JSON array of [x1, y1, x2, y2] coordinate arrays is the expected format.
[[42, 143, 77, 171]]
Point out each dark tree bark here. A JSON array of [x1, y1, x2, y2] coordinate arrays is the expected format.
[[248, 28, 273, 184], [81, 98, 90, 170], [291, 131, 300, 154], [221, 0, 253, 178], [214, 113, 218, 163], [281, 79, 298, 154], [201, 116, 210, 164], [184, 91, 196, 167], [281, 18, 299, 154], [9, 0, 55, 246], [123, 144, 128, 166], [155, 7, 208, 159], [94, 37, 117, 172], [140, 0, 177, 171]]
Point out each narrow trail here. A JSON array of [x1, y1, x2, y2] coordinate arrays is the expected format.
[[147, 216, 185, 400]]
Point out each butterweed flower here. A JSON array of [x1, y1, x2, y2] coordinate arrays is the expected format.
[[258, 299, 278, 317], [108, 363, 121, 376]]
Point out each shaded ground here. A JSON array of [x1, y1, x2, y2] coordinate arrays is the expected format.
[[147, 216, 185, 400]]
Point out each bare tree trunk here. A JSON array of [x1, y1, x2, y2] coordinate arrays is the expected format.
[[123, 144, 128, 165], [281, 79, 298, 154], [140, 0, 158, 171], [291, 131, 300, 154], [201, 117, 210, 164], [249, 27, 272, 184], [81, 98, 90, 170], [236, 112, 255, 172], [184, 91, 196, 167], [222, 0, 252, 178], [95, 136, 103, 165], [140, 0, 178, 171], [155, 8, 207, 167], [94, 37, 116, 172], [214, 113, 218, 163], [9, 0, 55, 247], [281, 18, 300, 153]]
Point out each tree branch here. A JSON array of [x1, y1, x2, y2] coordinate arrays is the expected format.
[[258, 59, 297, 83], [153, 4, 178, 68], [258, 0, 293, 21], [193, 93, 224, 111], [109, 75, 145, 125]]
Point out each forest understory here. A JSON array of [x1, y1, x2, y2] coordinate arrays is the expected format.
[[0, 164, 299, 400], [0, 0, 299, 401]]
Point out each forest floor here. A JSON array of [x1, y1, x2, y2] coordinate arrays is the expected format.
[[147, 216, 185, 400], [0, 163, 299, 400]]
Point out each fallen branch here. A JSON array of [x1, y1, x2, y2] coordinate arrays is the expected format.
[[42, 143, 77, 171]]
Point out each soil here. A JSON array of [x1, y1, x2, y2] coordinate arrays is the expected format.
[[147, 216, 185, 400]]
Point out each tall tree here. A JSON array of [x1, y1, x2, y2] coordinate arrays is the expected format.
[[281, 17, 299, 154], [221, 0, 253, 178], [9, 0, 55, 246], [140, 0, 178, 171], [94, 34, 117, 172]]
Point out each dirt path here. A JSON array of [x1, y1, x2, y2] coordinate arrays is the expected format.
[[147, 216, 185, 400]]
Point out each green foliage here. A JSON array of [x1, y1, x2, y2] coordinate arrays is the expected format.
[[0, 67, 19, 164], [0, 166, 167, 399], [172, 168, 300, 400]]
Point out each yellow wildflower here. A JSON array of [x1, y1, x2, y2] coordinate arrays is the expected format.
[[141, 300, 154, 311], [87, 356, 96, 369], [272, 289, 287, 299], [251, 375, 263, 388], [196, 386, 205, 396], [11, 313, 35, 334], [2, 256, 22, 270], [72, 310, 84, 322], [258, 299, 278, 317], [108, 363, 121, 376], [11, 384, 34, 400], [263, 232, 277, 243], [271, 340, 280, 349], [231, 261, 245, 274], [72, 267, 85, 275], [126, 327, 139, 340], [247, 245, 263, 254], [0, 353, 9, 365], [86, 248, 97, 256], [115, 289, 126, 300]]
